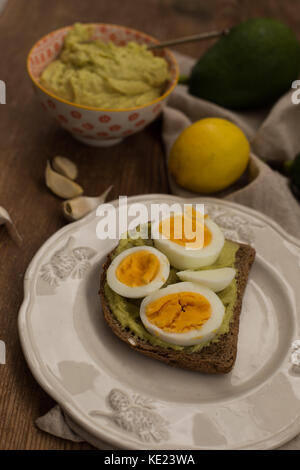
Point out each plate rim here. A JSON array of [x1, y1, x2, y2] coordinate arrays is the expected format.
[[18, 194, 300, 450]]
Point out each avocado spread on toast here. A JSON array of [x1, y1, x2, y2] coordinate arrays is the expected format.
[[103, 227, 239, 353]]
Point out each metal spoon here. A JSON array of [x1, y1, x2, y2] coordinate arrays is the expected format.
[[148, 29, 230, 50], [83, 29, 230, 49]]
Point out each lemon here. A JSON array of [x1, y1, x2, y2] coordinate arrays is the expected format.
[[169, 118, 250, 193]]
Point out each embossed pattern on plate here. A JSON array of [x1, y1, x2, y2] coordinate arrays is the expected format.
[[18, 195, 300, 450]]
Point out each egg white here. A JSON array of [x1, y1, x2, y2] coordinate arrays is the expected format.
[[107, 246, 170, 299], [177, 267, 236, 292], [140, 282, 225, 346], [152, 216, 225, 270]]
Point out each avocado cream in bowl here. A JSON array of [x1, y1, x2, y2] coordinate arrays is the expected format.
[[40, 23, 171, 110], [27, 23, 179, 147]]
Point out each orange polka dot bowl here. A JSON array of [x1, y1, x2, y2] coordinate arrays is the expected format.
[[27, 24, 179, 147]]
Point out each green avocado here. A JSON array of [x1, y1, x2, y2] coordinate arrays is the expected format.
[[189, 18, 300, 109], [104, 229, 239, 353]]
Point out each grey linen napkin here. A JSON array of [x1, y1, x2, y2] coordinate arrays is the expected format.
[[36, 52, 300, 449]]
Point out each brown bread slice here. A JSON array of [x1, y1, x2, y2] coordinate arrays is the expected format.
[[99, 242, 256, 374]]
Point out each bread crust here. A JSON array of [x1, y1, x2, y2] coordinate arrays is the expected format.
[[99, 242, 256, 374]]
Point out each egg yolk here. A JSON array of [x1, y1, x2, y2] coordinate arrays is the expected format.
[[116, 250, 160, 287], [146, 292, 212, 333], [159, 212, 212, 248]]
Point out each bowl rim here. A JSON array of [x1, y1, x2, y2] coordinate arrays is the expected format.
[[27, 23, 180, 113]]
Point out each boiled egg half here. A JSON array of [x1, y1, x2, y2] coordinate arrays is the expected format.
[[152, 210, 224, 270], [107, 246, 170, 299], [177, 267, 236, 293], [140, 282, 225, 346]]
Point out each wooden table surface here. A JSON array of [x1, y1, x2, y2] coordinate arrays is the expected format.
[[0, 0, 299, 450]]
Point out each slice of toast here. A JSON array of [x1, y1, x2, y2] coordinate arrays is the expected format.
[[99, 242, 255, 374]]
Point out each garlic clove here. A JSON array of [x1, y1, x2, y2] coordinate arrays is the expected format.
[[52, 156, 78, 180], [62, 197, 95, 222], [62, 185, 113, 222], [0, 206, 22, 246], [45, 161, 84, 199]]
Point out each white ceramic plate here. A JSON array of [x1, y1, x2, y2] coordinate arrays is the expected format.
[[19, 195, 300, 450]]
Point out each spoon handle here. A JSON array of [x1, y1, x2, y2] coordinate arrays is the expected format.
[[148, 29, 230, 50]]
